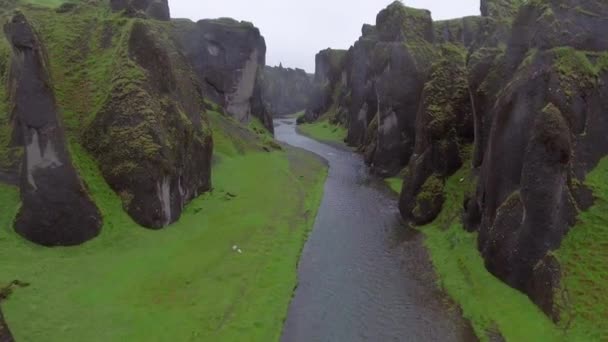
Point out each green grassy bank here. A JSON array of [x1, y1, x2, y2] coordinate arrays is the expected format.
[[0, 113, 328, 341], [555, 157, 608, 341], [297, 120, 347, 146]]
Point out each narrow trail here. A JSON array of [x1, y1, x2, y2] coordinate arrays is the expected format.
[[275, 118, 475, 342]]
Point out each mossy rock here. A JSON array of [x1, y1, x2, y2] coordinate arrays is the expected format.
[[412, 174, 445, 225]]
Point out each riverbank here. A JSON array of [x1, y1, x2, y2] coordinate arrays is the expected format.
[[0, 113, 327, 341]]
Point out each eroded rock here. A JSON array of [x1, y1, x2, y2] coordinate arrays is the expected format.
[[84, 21, 212, 229], [262, 65, 313, 116], [172, 18, 273, 132], [5, 13, 102, 246]]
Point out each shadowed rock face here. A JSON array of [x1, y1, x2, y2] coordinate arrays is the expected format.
[[84, 21, 212, 229], [303, 48, 347, 123], [172, 18, 273, 133], [261, 65, 313, 116], [5, 13, 102, 246], [0, 308, 13, 342], [110, 0, 170, 21], [463, 0, 608, 317]]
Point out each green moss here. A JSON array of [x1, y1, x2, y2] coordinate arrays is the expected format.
[[0, 33, 21, 171], [0, 114, 328, 341], [385, 177, 403, 194], [419, 164, 564, 341], [413, 174, 444, 217], [377, 1, 432, 43], [555, 157, 608, 341]]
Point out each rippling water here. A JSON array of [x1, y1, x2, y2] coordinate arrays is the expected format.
[[275, 118, 475, 342]]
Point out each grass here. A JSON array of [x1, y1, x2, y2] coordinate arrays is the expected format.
[[555, 157, 608, 341], [297, 120, 347, 146], [0, 113, 328, 341], [385, 177, 403, 194], [418, 165, 564, 341]]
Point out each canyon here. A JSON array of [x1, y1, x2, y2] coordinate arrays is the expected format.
[[1, 0, 607, 341]]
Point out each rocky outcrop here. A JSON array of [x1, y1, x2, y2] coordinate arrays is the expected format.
[[110, 0, 170, 21], [84, 20, 213, 229], [172, 18, 273, 133], [4, 13, 102, 246], [261, 65, 313, 116]]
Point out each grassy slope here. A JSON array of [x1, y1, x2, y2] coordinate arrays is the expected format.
[[419, 165, 564, 341], [555, 157, 608, 341], [297, 120, 347, 146], [0, 110, 328, 341]]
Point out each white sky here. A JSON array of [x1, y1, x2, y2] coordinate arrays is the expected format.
[[170, 1, 480, 73]]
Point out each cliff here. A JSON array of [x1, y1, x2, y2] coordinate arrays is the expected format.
[[0, 0, 273, 237], [172, 17, 273, 133], [304, 0, 608, 335], [261, 65, 312, 116]]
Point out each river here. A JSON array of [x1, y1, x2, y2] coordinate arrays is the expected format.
[[274, 118, 475, 342]]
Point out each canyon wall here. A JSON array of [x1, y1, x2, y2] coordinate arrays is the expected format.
[[305, 0, 608, 321], [0, 0, 272, 240], [261, 65, 313, 117]]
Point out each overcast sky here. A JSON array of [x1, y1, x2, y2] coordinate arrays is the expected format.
[[170, 1, 480, 73]]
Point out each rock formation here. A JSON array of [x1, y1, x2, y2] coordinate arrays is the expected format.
[[83, 20, 213, 229], [303, 48, 347, 123], [261, 65, 313, 116], [4, 12, 102, 246], [304, 0, 608, 322], [0, 0, 276, 237], [172, 18, 273, 133]]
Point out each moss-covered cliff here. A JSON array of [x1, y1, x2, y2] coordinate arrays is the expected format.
[[304, 0, 608, 339]]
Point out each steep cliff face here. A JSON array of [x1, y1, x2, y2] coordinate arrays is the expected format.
[[4, 12, 102, 246], [83, 20, 213, 229], [261, 65, 312, 116], [399, 44, 473, 225], [307, 0, 608, 327], [303, 48, 347, 123], [464, 0, 608, 317], [172, 18, 273, 133], [304, 2, 437, 176]]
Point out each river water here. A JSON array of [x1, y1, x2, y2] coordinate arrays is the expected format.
[[274, 118, 475, 342]]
